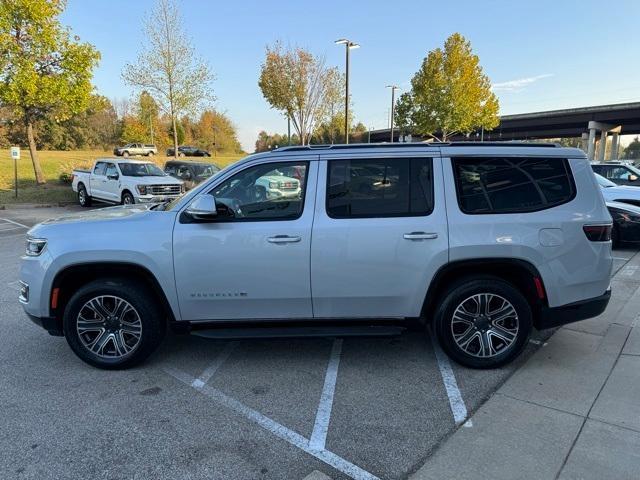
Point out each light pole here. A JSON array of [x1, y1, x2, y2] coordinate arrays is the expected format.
[[335, 38, 359, 144], [386, 85, 400, 143]]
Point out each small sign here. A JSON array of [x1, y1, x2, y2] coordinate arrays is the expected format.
[[10, 146, 20, 160]]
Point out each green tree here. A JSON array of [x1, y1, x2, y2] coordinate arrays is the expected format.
[[123, 0, 214, 159], [395, 33, 499, 141], [626, 137, 640, 159], [137, 91, 159, 144], [259, 43, 342, 145], [0, 0, 100, 184], [195, 110, 242, 153]]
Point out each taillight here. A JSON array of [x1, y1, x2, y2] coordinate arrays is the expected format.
[[583, 224, 612, 242]]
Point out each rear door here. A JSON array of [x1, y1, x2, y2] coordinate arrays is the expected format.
[[310, 151, 449, 318], [90, 161, 107, 200]]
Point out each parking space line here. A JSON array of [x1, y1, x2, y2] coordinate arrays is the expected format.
[[164, 366, 379, 480], [309, 339, 343, 451], [429, 328, 470, 426], [0, 218, 29, 229], [191, 341, 239, 388]]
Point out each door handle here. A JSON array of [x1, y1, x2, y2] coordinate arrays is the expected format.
[[403, 232, 438, 240], [267, 235, 301, 244]]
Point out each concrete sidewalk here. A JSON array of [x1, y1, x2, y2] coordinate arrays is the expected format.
[[411, 250, 640, 480]]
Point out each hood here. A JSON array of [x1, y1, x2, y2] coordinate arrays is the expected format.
[[129, 175, 183, 185], [36, 204, 155, 228]]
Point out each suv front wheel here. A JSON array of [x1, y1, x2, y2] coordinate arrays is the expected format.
[[63, 278, 166, 369], [434, 277, 532, 369]]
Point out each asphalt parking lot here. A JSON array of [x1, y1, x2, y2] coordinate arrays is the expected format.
[[0, 206, 636, 480]]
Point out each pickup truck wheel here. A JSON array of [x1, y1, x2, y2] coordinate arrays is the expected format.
[[78, 184, 92, 207], [122, 192, 135, 205], [178, 152, 185, 157], [63, 278, 166, 369], [122, 151, 129, 157], [433, 277, 532, 369], [147, 151, 155, 157]]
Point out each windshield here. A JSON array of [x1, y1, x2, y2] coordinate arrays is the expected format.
[[119, 162, 167, 177], [595, 173, 616, 188]]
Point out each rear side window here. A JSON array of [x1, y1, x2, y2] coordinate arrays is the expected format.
[[326, 158, 433, 218], [452, 157, 575, 214], [93, 162, 106, 175]]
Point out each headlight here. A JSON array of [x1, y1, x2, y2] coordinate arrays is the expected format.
[[136, 185, 148, 195], [26, 237, 47, 256], [269, 181, 279, 189]]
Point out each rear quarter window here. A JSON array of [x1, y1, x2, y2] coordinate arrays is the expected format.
[[452, 157, 576, 214]]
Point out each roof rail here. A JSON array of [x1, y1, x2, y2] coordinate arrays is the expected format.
[[272, 141, 561, 152]]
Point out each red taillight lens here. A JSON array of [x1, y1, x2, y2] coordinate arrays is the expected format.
[[583, 224, 612, 242]]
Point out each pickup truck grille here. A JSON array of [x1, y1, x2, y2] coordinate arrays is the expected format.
[[149, 184, 181, 195]]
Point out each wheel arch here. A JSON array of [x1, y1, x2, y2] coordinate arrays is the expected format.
[[50, 262, 176, 327], [421, 258, 548, 328]]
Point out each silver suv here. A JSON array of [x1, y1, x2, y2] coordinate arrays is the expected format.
[[19, 143, 613, 369]]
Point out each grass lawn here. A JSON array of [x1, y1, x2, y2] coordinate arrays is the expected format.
[[0, 150, 246, 205]]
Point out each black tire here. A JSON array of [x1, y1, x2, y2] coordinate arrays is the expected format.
[[178, 152, 186, 157], [78, 183, 92, 207], [204, 153, 211, 157], [63, 278, 166, 369], [147, 151, 155, 157], [433, 276, 532, 369], [122, 191, 135, 205], [122, 151, 130, 157]]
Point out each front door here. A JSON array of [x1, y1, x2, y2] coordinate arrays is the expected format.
[[104, 162, 120, 202], [173, 158, 317, 321], [90, 161, 107, 200], [311, 154, 449, 318]]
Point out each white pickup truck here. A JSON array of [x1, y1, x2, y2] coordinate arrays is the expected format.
[[72, 159, 184, 206]]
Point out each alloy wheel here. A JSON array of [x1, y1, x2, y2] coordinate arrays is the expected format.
[[450, 293, 519, 358], [76, 295, 142, 358]]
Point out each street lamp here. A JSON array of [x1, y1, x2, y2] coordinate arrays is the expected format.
[[335, 38, 359, 144], [386, 85, 400, 143]]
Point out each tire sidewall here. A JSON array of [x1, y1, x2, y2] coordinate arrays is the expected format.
[[122, 192, 135, 205], [78, 184, 90, 207], [63, 279, 165, 369], [434, 278, 532, 369]]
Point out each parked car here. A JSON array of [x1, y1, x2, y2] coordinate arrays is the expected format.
[[607, 201, 640, 246], [595, 173, 640, 207], [164, 160, 221, 190], [591, 161, 640, 186], [72, 159, 184, 206], [113, 143, 157, 157], [21, 142, 612, 370], [166, 146, 211, 157]]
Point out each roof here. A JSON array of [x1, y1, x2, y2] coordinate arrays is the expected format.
[[273, 141, 562, 153], [97, 158, 155, 164]]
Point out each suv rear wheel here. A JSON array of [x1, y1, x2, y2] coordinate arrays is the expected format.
[[433, 277, 532, 369], [63, 278, 166, 369]]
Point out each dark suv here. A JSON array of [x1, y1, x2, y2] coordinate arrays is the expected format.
[[164, 160, 220, 190], [166, 146, 211, 157]]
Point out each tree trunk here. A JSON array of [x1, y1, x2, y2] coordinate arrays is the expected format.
[[26, 121, 46, 185], [171, 112, 179, 159]]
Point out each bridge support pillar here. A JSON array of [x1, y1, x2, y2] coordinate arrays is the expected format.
[[598, 130, 608, 162], [610, 132, 620, 160], [587, 126, 597, 160], [581, 132, 589, 153]]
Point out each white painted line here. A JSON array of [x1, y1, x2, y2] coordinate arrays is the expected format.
[[612, 256, 629, 261], [0, 218, 29, 229], [310, 339, 343, 451], [164, 366, 379, 480], [622, 265, 639, 276], [191, 341, 239, 388], [429, 328, 469, 426]]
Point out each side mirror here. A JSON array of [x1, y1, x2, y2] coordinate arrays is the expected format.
[[629, 174, 638, 182], [185, 194, 217, 221]]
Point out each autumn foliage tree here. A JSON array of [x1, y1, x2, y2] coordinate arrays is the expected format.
[[395, 33, 499, 141], [0, 0, 100, 184], [259, 43, 342, 145]]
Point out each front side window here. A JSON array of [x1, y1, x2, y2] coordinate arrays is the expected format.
[[105, 163, 118, 178], [452, 157, 575, 214], [210, 161, 308, 221], [326, 158, 433, 218]]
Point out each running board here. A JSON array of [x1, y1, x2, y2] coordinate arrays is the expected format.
[[190, 324, 405, 340]]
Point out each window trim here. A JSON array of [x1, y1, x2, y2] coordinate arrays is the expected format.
[[451, 156, 577, 215], [325, 157, 435, 219], [202, 160, 311, 223]]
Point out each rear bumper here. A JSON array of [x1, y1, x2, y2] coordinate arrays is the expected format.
[[536, 288, 611, 330]]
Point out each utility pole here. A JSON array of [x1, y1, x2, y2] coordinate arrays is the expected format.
[[335, 39, 359, 144], [287, 115, 291, 145], [386, 85, 400, 143]]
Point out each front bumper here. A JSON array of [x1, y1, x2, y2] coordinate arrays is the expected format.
[[25, 313, 63, 336], [536, 288, 611, 330]]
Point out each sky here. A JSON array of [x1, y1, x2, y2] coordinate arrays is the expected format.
[[61, 0, 640, 151]]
